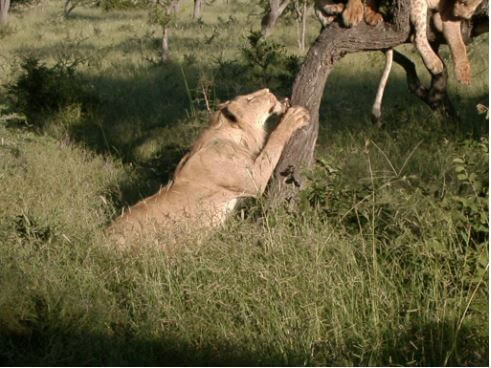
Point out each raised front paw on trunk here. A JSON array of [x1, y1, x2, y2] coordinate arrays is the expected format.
[[342, 0, 364, 27], [282, 106, 310, 133]]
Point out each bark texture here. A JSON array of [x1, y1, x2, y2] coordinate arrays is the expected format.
[[193, 0, 202, 20], [0, 0, 10, 24], [269, 0, 412, 202], [261, 0, 291, 38]]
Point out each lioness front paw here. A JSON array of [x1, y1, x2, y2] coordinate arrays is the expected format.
[[455, 62, 471, 85], [342, 0, 364, 27], [283, 106, 311, 132]]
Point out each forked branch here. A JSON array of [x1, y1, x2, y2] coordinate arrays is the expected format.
[[269, 0, 412, 202]]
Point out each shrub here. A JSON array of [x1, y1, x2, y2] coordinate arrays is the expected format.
[[7, 57, 98, 130], [241, 31, 301, 96]]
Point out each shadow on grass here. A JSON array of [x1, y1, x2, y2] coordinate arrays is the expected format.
[[0, 318, 487, 366], [4, 49, 487, 210], [0, 329, 295, 366]]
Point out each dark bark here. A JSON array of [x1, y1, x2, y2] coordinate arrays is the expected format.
[[269, 0, 412, 202], [0, 0, 10, 24], [261, 0, 291, 38]]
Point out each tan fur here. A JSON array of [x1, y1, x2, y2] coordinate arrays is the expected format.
[[107, 89, 310, 245], [412, 0, 483, 84], [315, 0, 383, 27]]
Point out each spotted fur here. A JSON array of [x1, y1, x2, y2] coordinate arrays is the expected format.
[[411, 0, 483, 84]]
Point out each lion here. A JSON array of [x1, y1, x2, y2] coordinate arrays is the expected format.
[[371, 0, 484, 123], [107, 89, 310, 245], [315, 0, 383, 27], [411, 0, 483, 85]]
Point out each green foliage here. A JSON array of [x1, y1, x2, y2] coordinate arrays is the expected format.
[[241, 31, 300, 95], [147, 0, 178, 27], [6, 57, 98, 130], [101, 0, 145, 11], [445, 138, 489, 243], [0, 1, 488, 366]]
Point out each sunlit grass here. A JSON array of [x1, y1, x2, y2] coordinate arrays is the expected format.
[[0, 0, 488, 365]]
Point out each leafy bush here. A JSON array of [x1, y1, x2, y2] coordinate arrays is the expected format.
[[101, 0, 146, 11], [7, 57, 98, 130], [445, 138, 489, 244], [241, 31, 301, 96]]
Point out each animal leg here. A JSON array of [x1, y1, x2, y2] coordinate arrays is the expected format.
[[315, 0, 345, 26], [411, 0, 444, 76], [364, 0, 383, 25], [249, 106, 310, 195], [342, 0, 364, 27], [442, 20, 471, 84], [371, 49, 393, 126]]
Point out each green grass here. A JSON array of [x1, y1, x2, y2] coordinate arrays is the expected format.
[[0, 0, 488, 365]]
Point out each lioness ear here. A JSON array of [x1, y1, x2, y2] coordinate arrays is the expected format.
[[221, 106, 238, 123], [217, 101, 230, 109]]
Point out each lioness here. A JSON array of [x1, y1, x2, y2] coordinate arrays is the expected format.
[[108, 89, 310, 244]]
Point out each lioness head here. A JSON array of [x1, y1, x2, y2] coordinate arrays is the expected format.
[[216, 88, 289, 130], [453, 0, 483, 19]]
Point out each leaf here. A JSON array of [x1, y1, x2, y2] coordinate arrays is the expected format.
[[454, 165, 466, 173], [457, 173, 468, 181]]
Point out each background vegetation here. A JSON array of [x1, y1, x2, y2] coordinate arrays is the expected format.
[[0, 0, 488, 365]]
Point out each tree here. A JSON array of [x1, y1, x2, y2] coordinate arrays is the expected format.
[[0, 0, 10, 25], [291, 0, 311, 51], [260, 0, 291, 38], [269, 0, 412, 202], [148, 0, 182, 61], [269, 0, 489, 202], [193, 0, 202, 20], [64, 0, 97, 18]]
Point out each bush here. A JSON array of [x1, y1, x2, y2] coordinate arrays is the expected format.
[[101, 0, 146, 11], [241, 31, 301, 96], [7, 57, 98, 130]]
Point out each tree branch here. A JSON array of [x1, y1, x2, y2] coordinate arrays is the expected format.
[[269, 0, 411, 202]]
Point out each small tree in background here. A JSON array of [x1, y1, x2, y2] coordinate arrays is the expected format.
[[64, 0, 98, 18], [291, 0, 311, 51], [0, 0, 10, 25], [260, 0, 290, 38], [193, 0, 202, 20], [148, 0, 181, 61]]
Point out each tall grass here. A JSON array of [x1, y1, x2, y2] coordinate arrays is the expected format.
[[0, 0, 488, 365]]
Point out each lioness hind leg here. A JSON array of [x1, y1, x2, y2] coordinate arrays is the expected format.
[[342, 0, 364, 27], [315, 0, 345, 26], [364, 0, 383, 25]]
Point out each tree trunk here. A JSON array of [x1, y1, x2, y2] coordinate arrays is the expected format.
[[0, 0, 10, 25], [294, 1, 306, 51], [162, 26, 170, 61], [159, 0, 181, 62], [64, 0, 78, 18], [300, 1, 307, 51], [269, 0, 412, 203], [193, 0, 202, 20], [261, 0, 291, 38]]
